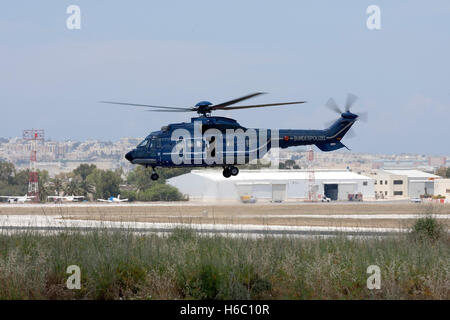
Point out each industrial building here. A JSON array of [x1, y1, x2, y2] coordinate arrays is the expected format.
[[369, 169, 410, 199], [167, 169, 375, 202], [434, 179, 450, 199], [367, 169, 445, 199]]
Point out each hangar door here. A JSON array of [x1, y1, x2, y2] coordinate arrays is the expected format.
[[324, 184, 338, 200], [252, 183, 272, 199], [272, 184, 286, 202], [236, 184, 252, 197], [337, 183, 356, 201], [409, 181, 434, 198]]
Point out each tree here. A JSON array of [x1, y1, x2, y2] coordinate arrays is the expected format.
[[137, 184, 184, 201], [435, 166, 450, 178], [126, 166, 161, 191], [50, 175, 65, 196], [0, 162, 28, 197], [87, 168, 123, 199], [11, 169, 29, 195], [64, 176, 84, 196], [73, 164, 96, 181], [285, 159, 296, 169], [0, 161, 15, 184], [73, 164, 96, 197], [127, 166, 191, 191], [37, 170, 51, 202]]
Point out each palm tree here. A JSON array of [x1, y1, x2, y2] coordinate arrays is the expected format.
[[51, 174, 66, 196], [64, 177, 83, 196], [79, 179, 95, 198]]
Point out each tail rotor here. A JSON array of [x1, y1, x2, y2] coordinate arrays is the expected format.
[[324, 93, 368, 139]]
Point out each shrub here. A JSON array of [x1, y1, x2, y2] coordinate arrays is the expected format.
[[410, 216, 445, 243], [137, 184, 184, 201]]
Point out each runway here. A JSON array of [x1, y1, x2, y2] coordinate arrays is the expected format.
[[0, 202, 448, 236], [0, 214, 408, 237]]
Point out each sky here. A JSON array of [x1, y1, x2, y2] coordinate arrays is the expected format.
[[0, 1, 449, 155]]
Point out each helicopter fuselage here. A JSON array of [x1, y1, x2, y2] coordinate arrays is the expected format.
[[125, 114, 356, 169]]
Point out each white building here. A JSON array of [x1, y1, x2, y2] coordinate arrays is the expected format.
[[368, 169, 409, 199], [167, 169, 375, 202], [382, 169, 440, 198]]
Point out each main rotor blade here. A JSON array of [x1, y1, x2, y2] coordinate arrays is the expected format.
[[99, 101, 193, 111], [145, 109, 193, 112], [344, 93, 358, 111], [215, 101, 306, 111], [325, 98, 342, 114], [211, 92, 266, 109]]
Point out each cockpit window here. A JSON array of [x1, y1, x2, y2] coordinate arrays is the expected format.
[[137, 139, 148, 148], [148, 138, 161, 150]]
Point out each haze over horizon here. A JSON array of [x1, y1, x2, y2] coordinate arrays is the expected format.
[[1, 1, 449, 155]]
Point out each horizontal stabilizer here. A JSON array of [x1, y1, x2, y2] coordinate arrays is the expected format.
[[315, 141, 349, 152]]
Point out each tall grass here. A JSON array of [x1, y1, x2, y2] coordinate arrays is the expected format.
[[0, 228, 448, 300]]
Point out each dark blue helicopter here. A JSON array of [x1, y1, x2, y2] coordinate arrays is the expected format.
[[101, 93, 366, 180]]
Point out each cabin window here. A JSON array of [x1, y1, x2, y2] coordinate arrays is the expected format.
[[137, 139, 148, 148], [148, 138, 161, 150]]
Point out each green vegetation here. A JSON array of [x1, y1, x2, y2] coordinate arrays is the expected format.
[[435, 166, 450, 178], [0, 229, 448, 300], [0, 161, 186, 202], [410, 215, 445, 243], [279, 160, 301, 169], [0, 162, 29, 196], [121, 184, 186, 202]]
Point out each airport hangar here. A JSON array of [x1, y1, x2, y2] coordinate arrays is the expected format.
[[167, 169, 375, 202]]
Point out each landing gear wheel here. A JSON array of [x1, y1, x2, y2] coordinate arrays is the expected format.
[[222, 168, 231, 178], [151, 173, 159, 181], [230, 166, 239, 176]]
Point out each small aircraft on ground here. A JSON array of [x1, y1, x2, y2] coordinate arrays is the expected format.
[[0, 194, 35, 204], [97, 195, 129, 203], [47, 195, 85, 202], [101, 92, 366, 180]]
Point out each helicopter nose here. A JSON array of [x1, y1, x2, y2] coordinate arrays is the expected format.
[[125, 151, 134, 162]]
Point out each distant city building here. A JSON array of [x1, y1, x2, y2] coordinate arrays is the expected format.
[[0, 136, 449, 183], [0, 136, 141, 176], [428, 156, 447, 167]]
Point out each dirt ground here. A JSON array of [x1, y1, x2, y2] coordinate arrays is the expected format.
[[0, 202, 448, 229]]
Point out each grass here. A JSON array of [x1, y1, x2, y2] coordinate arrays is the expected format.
[[0, 227, 448, 300]]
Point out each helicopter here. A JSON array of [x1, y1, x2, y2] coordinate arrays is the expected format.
[[101, 92, 366, 180]]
